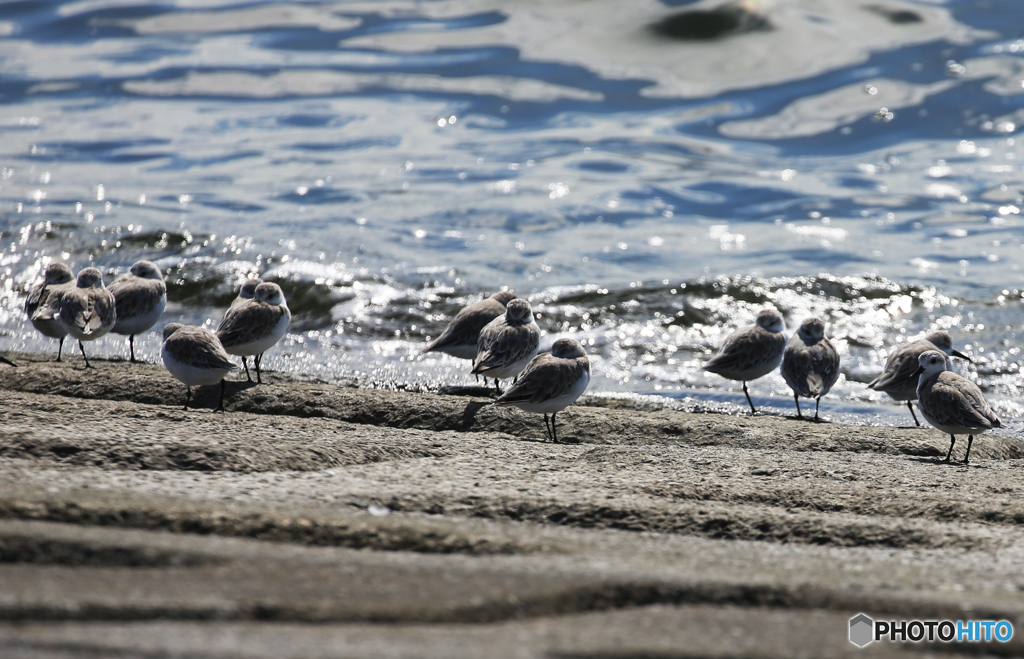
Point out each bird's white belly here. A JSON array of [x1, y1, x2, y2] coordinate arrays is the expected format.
[[515, 371, 590, 414], [162, 350, 233, 387], [32, 317, 67, 339], [224, 314, 289, 357], [438, 343, 478, 360], [478, 347, 538, 380], [113, 296, 166, 335]]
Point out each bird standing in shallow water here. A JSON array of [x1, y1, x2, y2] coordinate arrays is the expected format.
[[161, 323, 238, 411], [108, 260, 167, 363], [493, 337, 590, 443], [914, 349, 1001, 464], [216, 282, 290, 384], [25, 262, 74, 361], [471, 298, 540, 394], [781, 317, 840, 420], [868, 330, 971, 427], [703, 308, 786, 414]]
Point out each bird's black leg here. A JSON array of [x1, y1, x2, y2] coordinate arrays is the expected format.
[[184, 385, 191, 411], [794, 394, 802, 418], [241, 357, 252, 382], [129, 335, 137, 363], [908, 401, 921, 427], [543, 413, 552, 441], [216, 379, 227, 413], [742, 382, 756, 414], [945, 435, 956, 462], [551, 412, 559, 444], [79, 340, 92, 368], [963, 435, 974, 464], [255, 354, 263, 384], [814, 397, 821, 421], [56, 337, 64, 362], [493, 378, 502, 395]]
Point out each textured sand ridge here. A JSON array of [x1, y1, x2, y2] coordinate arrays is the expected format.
[[1, 352, 1023, 658]]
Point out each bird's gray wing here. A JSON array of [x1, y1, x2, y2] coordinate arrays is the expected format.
[[927, 375, 995, 430], [110, 277, 165, 320], [472, 322, 539, 372], [216, 302, 287, 348], [424, 300, 503, 352], [494, 355, 588, 405], [705, 326, 782, 374]]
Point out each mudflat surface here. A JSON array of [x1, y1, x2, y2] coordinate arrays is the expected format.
[[1, 352, 1023, 658]]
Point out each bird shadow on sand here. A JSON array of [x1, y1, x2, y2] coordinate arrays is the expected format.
[[439, 385, 497, 398], [459, 400, 491, 431], [185, 379, 259, 412], [906, 456, 986, 468]]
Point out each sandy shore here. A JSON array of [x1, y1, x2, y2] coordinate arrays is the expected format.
[[1, 352, 1023, 658]]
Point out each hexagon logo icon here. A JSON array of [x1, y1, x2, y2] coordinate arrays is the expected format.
[[849, 613, 874, 647]]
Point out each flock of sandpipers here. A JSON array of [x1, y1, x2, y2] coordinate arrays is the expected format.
[[2, 261, 1005, 458]]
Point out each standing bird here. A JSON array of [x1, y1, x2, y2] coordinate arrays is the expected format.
[[780, 317, 840, 420], [914, 349, 1001, 464], [108, 260, 167, 363], [161, 323, 238, 411], [217, 278, 263, 380], [35, 267, 116, 368], [703, 307, 786, 414], [0, 354, 16, 367], [216, 282, 290, 384], [471, 298, 540, 394], [423, 290, 516, 360], [868, 331, 971, 426], [25, 262, 74, 361], [493, 337, 590, 443]]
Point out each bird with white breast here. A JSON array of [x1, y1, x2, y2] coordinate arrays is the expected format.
[[493, 337, 590, 444], [471, 297, 540, 394], [108, 260, 167, 363], [216, 281, 290, 384], [25, 262, 74, 361], [913, 349, 1002, 464]]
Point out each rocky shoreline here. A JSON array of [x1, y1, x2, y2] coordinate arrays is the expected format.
[[1, 352, 1023, 658]]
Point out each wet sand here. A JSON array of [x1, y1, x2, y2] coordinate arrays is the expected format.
[[1, 352, 1023, 658]]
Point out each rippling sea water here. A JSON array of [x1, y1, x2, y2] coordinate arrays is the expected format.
[[1, 0, 1023, 426]]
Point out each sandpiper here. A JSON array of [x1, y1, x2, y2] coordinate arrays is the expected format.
[[217, 278, 263, 380], [108, 260, 167, 363], [703, 307, 786, 414], [471, 298, 540, 393], [35, 267, 117, 368], [161, 323, 238, 411], [914, 349, 1001, 464], [780, 317, 840, 420], [216, 281, 290, 384], [423, 290, 516, 360], [25, 262, 74, 361], [868, 330, 971, 426], [493, 337, 590, 443]]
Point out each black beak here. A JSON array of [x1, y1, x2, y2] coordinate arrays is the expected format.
[[911, 366, 924, 379], [950, 349, 973, 363]]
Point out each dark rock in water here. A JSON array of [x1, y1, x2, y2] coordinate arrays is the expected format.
[[650, 4, 771, 40], [866, 5, 923, 24]]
